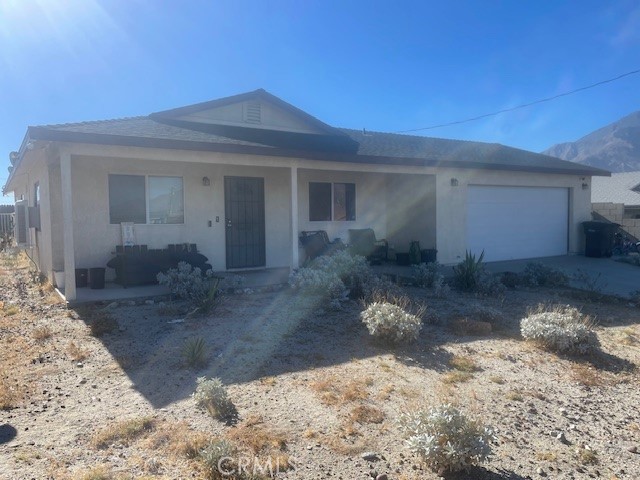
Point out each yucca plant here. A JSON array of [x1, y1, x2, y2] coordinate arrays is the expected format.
[[182, 337, 207, 368], [453, 250, 485, 291]]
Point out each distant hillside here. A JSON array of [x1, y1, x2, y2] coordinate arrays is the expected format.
[[543, 111, 640, 172]]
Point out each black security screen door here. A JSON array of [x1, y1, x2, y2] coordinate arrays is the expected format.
[[224, 176, 266, 269]]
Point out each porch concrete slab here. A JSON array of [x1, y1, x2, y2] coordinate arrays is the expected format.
[[60, 267, 292, 304], [483, 255, 640, 298], [61, 283, 171, 305]]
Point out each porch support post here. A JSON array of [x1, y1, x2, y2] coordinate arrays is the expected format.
[[290, 165, 299, 269], [60, 151, 76, 301]]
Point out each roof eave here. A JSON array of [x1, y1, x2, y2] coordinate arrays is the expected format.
[[23, 128, 609, 177]]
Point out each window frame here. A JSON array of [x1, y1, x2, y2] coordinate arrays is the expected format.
[[308, 181, 356, 222], [108, 173, 185, 225]]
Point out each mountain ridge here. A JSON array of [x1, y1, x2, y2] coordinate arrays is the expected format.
[[543, 111, 640, 172]]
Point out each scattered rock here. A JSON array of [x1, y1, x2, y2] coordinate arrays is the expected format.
[[628, 445, 638, 454], [376, 474, 388, 480], [361, 452, 379, 462]]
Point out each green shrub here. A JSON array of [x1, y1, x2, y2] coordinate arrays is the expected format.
[[157, 262, 219, 306], [520, 304, 600, 354], [182, 337, 207, 368], [399, 404, 494, 473], [522, 262, 569, 287], [193, 377, 235, 420], [290, 250, 381, 304], [199, 439, 236, 480], [412, 262, 442, 288], [453, 250, 485, 291]]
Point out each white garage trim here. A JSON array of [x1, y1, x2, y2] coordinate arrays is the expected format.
[[466, 185, 569, 262]]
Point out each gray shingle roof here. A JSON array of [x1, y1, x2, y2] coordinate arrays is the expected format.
[[592, 172, 640, 205], [21, 89, 609, 177]]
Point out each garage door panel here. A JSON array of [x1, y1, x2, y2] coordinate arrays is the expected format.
[[467, 186, 568, 262]]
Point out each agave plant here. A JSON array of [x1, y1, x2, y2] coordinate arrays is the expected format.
[[453, 250, 485, 291]]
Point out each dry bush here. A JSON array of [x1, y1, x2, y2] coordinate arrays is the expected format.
[[143, 420, 209, 459], [349, 404, 385, 424], [33, 326, 52, 341], [72, 465, 114, 480], [89, 313, 119, 337], [0, 370, 24, 410], [442, 371, 473, 384], [226, 416, 288, 454], [489, 375, 505, 384], [505, 390, 524, 402], [449, 355, 480, 373], [4, 305, 19, 316], [310, 375, 371, 405], [91, 417, 155, 449], [570, 363, 607, 387], [67, 342, 89, 362], [450, 318, 492, 336]]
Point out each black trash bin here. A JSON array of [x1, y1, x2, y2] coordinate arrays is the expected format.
[[421, 249, 438, 263], [75, 268, 88, 288], [582, 221, 619, 258], [89, 267, 106, 289]]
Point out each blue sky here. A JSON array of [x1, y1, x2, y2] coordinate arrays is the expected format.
[[1, 0, 639, 201]]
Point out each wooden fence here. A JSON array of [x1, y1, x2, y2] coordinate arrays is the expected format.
[[0, 213, 14, 236]]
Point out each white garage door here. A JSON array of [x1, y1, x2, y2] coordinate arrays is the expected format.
[[466, 186, 569, 262]]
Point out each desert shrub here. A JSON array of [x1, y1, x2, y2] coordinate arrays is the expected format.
[[522, 262, 569, 287], [477, 272, 506, 296], [199, 439, 237, 480], [182, 337, 207, 368], [520, 304, 600, 354], [500, 271, 521, 288], [412, 262, 442, 288], [432, 276, 451, 298], [90, 312, 119, 337], [290, 250, 382, 304], [193, 377, 235, 420], [399, 404, 494, 473], [360, 294, 424, 344], [453, 250, 485, 292], [157, 262, 218, 305]]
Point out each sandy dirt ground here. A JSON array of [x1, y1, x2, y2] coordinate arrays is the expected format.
[[1, 253, 639, 480]]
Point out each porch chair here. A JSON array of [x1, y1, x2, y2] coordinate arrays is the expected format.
[[299, 230, 344, 261], [348, 228, 388, 264]]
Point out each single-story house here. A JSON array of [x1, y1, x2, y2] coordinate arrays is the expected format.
[[3, 89, 609, 300], [592, 171, 640, 239]]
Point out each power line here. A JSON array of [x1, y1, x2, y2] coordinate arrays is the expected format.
[[396, 68, 640, 134]]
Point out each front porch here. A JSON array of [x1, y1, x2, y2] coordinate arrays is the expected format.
[[57, 267, 291, 304]]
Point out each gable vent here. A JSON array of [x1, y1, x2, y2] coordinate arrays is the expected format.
[[244, 102, 262, 124]]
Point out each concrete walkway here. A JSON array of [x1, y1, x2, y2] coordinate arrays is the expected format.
[[483, 255, 640, 298]]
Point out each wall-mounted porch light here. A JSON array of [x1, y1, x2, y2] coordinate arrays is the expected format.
[[450, 178, 459, 187], [202, 176, 211, 186], [582, 182, 589, 190]]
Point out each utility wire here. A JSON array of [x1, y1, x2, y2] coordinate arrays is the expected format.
[[396, 68, 640, 133]]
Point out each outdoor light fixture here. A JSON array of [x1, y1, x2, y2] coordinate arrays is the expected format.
[[450, 178, 459, 187], [202, 177, 211, 186], [582, 182, 589, 190]]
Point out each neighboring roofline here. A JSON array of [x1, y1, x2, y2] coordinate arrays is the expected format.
[[150, 88, 349, 138], [19, 126, 611, 177]]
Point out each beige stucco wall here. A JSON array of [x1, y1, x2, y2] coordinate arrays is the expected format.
[[8, 149, 56, 280], [435, 169, 592, 264], [69, 155, 292, 277], [385, 174, 436, 254]]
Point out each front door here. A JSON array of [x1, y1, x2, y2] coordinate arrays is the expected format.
[[224, 176, 266, 269]]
